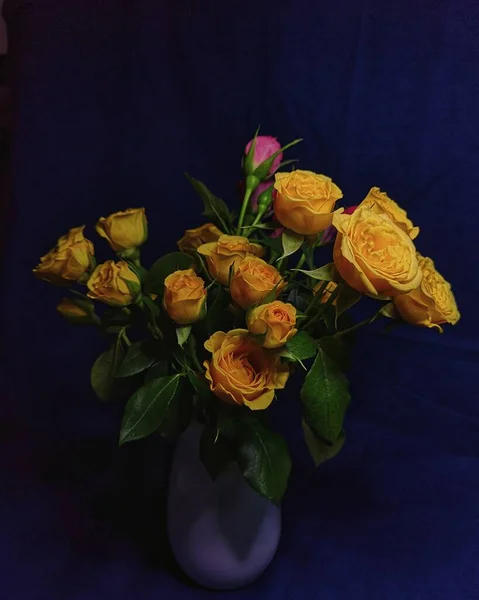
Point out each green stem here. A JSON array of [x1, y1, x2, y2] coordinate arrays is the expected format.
[[286, 252, 307, 287], [236, 175, 259, 235], [336, 314, 383, 337]]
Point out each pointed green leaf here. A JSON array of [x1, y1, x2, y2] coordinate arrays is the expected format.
[[319, 336, 350, 370], [144, 359, 169, 382], [143, 252, 195, 295], [300, 347, 350, 444], [116, 340, 159, 378], [278, 230, 304, 261], [293, 262, 337, 282], [176, 325, 192, 348], [379, 302, 397, 319], [91, 335, 126, 401], [119, 374, 182, 445], [187, 371, 212, 405], [302, 420, 345, 466], [234, 418, 291, 505], [185, 174, 232, 233], [285, 330, 318, 360]]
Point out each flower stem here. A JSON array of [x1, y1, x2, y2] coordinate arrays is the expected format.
[[236, 175, 259, 235], [335, 314, 383, 337]]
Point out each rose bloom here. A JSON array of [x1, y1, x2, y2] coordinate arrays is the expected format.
[[332, 206, 422, 297], [313, 281, 338, 305], [230, 256, 285, 309], [163, 268, 206, 325], [197, 235, 264, 285], [33, 226, 95, 284], [96, 208, 148, 252], [394, 254, 460, 332], [177, 222, 223, 254], [244, 136, 283, 175], [204, 329, 290, 410], [246, 301, 297, 349], [273, 170, 343, 235], [87, 260, 140, 306], [56, 298, 92, 323], [359, 187, 419, 240]]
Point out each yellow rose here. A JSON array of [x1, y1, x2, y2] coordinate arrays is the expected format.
[[332, 206, 422, 296], [204, 329, 290, 410], [230, 256, 285, 309], [96, 208, 147, 252], [394, 254, 460, 332], [163, 268, 207, 325], [33, 226, 95, 284], [273, 170, 343, 235], [87, 260, 140, 306], [246, 301, 297, 349], [197, 234, 264, 285], [313, 281, 338, 305], [177, 222, 223, 254], [57, 298, 95, 324], [360, 187, 419, 240]]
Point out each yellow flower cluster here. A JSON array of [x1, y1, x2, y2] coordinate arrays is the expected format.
[[33, 208, 147, 306]]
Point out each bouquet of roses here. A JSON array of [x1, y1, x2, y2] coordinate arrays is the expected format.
[[33, 131, 460, 505]]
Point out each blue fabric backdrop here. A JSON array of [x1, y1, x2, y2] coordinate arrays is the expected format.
[[1, 1, 478, 598]]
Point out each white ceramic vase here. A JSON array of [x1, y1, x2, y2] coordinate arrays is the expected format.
[[167, 424, 281, 590]]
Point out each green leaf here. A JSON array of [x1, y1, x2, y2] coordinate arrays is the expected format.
[[91, 336, 126, 401], [185, 174, 232, 233], [293, 262, 337, 282], [176, 325, 192, 348], [119, 374, 182, 445], [205, 285, 233, 336], [300, 346, 350, 444], [302, 420, 345, 467], [319, 336, 350, 370], [144, 359, 169, 382], [159, 379, 193, 439], [234, 418, 291, 505], [278, 230, 304, 261], [143, 252, 195, 295], [379, 302, 398, 319], [335, 283, 362, 322], [285, 330, 318, 360], [187, 371, 212, 405], [116, 340, 159, 378], [200, 424, 234, 480]]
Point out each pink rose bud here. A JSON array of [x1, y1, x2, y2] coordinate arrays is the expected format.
[[244, 136, 283, 176], [343, 205, 358, 215], [271, 226, 284, 239]]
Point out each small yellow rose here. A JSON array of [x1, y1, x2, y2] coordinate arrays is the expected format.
[[197, 234, 264, 285], [332, 206, 422, 297], [394, 254, 460, 332], [163, 268, 207, 325], [177, 223, 223, 254], [360, 187, 419, 240], [57, 298, 94, 324], [96, 208, 147, 252], [204, 329, 290, 410], [87, 260, 140, 306], [313, 281, 338, 305], [273, 170, 343, 235], [247, 301, 297, 349], [230, 256, 285, 309], [33, 226, 95, 284]]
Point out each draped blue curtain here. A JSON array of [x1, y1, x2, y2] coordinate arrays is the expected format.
[[2, 1, 478, 598]]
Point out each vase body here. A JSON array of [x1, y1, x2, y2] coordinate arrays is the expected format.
[[167, 424, 281, 590]]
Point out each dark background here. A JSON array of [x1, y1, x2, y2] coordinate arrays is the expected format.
[[1, 1, 478, 598]]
